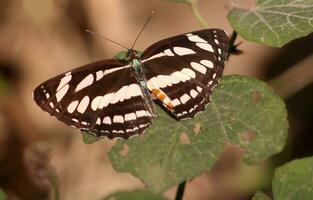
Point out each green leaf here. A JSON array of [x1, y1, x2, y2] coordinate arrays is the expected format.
[[102, 190, 167, 200], [114, 51, 128, 60], [114, 51, 144, 61], [81, 131, 101, 144], [272, 157, 313, 200], [0, 188, 6, 200], [108, 75, 288, 193], [228, 0, 313, 47], [0, 73, 11, 103], [252, 191, 271, 200], [48, 169, 60, 200]]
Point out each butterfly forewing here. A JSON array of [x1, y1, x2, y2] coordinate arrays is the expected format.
[[34, 59, 154, 139], [33, 28, 229, 139], [141, 29, 229, 119]]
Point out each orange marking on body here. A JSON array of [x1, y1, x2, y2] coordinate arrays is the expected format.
[[151, 88, 174, 111], [159, 94, 166, 101], [151, 89, 161, 96]]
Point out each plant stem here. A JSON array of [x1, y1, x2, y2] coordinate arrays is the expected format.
[[175, 181, 186, 200], [189, 0, 208, 28], [48, 170, 60, 200]]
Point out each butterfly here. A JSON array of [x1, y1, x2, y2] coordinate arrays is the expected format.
[[33, 29, 229, 140]]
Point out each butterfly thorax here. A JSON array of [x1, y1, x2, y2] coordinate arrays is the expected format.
[[125, 50, 144, 86], [131, 58, 142, 74]]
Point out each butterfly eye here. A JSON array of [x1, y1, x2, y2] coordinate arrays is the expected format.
[[126, 51, 133, 60]]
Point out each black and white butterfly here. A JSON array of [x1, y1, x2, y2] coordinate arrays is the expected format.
[[33, 29, 229, 140]]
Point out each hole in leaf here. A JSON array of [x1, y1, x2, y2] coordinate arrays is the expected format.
[[240, 130, 256, 141], [180, 132, 191, 144], [193, 123, 202, 136], [252, 91, 262, 104], [120, 144, 129, 156]]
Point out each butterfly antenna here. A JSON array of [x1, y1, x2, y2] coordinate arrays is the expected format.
[[130, 11, 155, 50], [85, 29, 129, 50]]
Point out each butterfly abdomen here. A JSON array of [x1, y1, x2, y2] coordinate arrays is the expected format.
[[130, 55, 156, 118]]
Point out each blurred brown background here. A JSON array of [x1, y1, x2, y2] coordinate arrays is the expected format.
[[0, 0, 312, 199]]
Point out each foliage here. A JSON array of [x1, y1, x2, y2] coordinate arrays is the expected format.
[[252, 191, 271, 200], [81, 131, 101, 144], [87, 0, 313, 198], [108, 75, 288, 193], [0, 72, 11, 103], [0, 189, 5, 200], [252, 157, 313, 200], [114, 51, 144, 60], [272, 157, 313, 200], [228, 0, 313, 47]]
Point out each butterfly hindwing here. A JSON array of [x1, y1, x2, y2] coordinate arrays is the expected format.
[[141, 29, 229, 119], [33, 28, 229, 139], [34, 59, 154, 139]]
